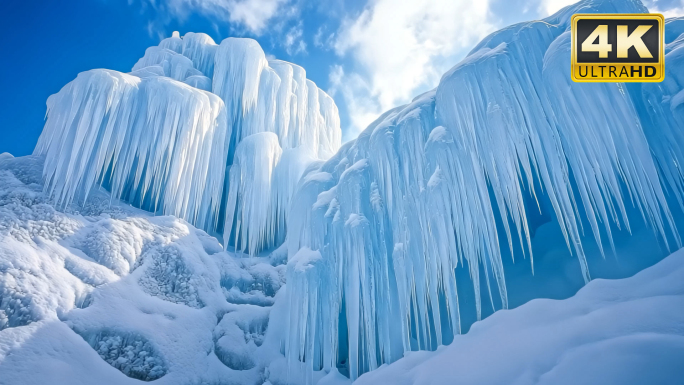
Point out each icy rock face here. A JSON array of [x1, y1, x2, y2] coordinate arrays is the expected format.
[[285, 0, 684, 381], [34, 33, 341, 255]]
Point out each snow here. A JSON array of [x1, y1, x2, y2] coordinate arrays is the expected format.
[[355, 247, 684, 385], [0, 155, 295, 384]]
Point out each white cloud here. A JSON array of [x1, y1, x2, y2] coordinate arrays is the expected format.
[[313, 26, 335, 50], [645, 0, 684, 17], [284, 24, 307, 55], [328, 65, 381, 141], [144, 0, 289, 35], [331, 0, 495, 138], [538, 0, 577, 16]]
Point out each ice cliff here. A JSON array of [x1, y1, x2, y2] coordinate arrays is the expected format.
[[33, 33, 342, 256], [284, 0, 684, 381]]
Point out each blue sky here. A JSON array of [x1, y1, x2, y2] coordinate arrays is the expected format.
[[1, 0, 682, 156]]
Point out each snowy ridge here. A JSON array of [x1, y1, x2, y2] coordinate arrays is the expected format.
[[284, 0, 684, 381], [34, 33, 341, 254]]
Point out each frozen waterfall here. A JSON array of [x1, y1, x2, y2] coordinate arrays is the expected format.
[[34, 33, 341, 253], [284, 0, 684, 381]]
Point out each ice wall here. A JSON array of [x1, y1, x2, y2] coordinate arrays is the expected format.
[[34, 33, 341, 251], [285, 0, 684, 381]]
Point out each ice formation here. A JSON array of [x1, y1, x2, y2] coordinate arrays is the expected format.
[[284, 1, 684, 381], [4, 1, 684, 384], [34, 33, 341, 254], [354, 247, 684, 385]]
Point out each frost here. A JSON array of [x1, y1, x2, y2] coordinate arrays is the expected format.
[[138, 245, 204, 308], [0, 285, 36, 330], [81, 330, 167, 381]]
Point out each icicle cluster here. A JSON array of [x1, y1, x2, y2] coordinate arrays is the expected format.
[[34, 33, 341, 250], [285, 1, 684, 381], [35, 70, 228, 231]]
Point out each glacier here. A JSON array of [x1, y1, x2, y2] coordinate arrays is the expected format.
[[1, 0, 684, 384]]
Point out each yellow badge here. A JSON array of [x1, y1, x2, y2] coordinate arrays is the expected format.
[[571, 14, 664, 82]]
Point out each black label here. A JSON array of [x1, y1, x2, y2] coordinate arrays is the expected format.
[[576, 19, 659, 63]]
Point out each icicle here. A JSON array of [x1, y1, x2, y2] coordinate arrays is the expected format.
[[35, 32, 341, 249], [223, 132, 282, 256]]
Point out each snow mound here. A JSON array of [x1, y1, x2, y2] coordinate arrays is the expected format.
[[0, 156, 294, 385]]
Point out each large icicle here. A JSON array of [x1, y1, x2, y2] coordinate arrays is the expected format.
[[285, 0, 684, 382], [223, 132, 283, 256], [181, 32, 218, 79]]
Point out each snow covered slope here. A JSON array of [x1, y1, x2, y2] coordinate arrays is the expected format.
[[34, 33, 341, 256], [354, 247, 684, 385], [284, 1, 684, 380], [0, 154, 297, 385]]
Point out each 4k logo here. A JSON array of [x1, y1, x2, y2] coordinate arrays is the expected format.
[[571, 14, 664, 82]]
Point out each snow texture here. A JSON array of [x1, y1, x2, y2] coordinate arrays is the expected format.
[[0, 155, 298, 384], [34, 33, 341, 256], [284, 1, 684, 381]]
